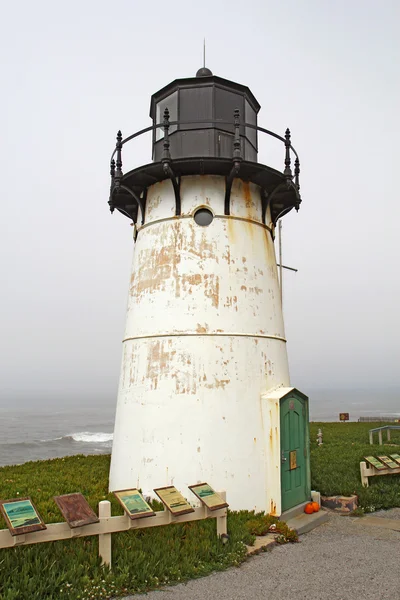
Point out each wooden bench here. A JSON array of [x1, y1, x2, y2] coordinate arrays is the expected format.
[[369, 425, 400, 445], [360, 454, 400, 487]]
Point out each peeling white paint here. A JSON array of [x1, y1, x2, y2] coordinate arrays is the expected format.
[[109, 175, 290, 512]]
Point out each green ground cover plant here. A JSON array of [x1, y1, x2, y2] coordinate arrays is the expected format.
[[0, 455, 295, 600], [2, 421, 395, 598], [310, 421, 400, 512]]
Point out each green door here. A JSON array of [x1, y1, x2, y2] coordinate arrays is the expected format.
[[280, 392, 310, 512]]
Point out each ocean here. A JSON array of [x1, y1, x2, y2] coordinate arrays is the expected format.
[[0, 401, 115, 468], [0, 388, 399, 468]]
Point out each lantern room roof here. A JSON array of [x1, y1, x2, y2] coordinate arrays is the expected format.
[[149, 73, 261, 118]]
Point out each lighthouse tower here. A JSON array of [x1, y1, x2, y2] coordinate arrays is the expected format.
[[108, 67, 310, 515]]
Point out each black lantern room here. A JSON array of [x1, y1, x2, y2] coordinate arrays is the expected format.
[[109, 68, 301, 228], [150, 68, 259, 163]]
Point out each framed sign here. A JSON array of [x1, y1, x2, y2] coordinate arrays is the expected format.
[[0, 497, 47, 536], [154, 486, 195, 516], [188, 483, 228, 511], [114, 489, 155, 520], [377, 456, 398, 469], [364, 456, 386, 470], [390, 454, 400, 465], [54, 493, 100, 528], [289, 450, 297, 470], [339, 413, 349, 422]]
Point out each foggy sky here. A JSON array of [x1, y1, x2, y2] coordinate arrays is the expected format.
[[1, 0, 399, 408]]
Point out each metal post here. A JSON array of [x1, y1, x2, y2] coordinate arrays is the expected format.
[[162, 108, 171, 166], [98, 500, 112, 569], [278, 220, 283, 305], [115, 130, 123, 188], [233, 109, 242, 173], [294, 157, 301, 211], [284, 128, 292, 186]]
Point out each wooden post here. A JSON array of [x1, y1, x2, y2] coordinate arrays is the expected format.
[[369, 431, 373, 445], [14, 534, 26, 546], [360, 461, 369, 487], [98, 500, 112, 569], [378, 430, 383, 445], [387, 429, 391, 442], [216, 491, 227, 537]]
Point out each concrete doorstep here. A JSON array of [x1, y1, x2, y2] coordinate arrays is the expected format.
[[281, 500, 330, 536], [284, 509, 330, 535]]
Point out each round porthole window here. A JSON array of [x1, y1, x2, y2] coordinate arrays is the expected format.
[[194, 207, 214, 226]]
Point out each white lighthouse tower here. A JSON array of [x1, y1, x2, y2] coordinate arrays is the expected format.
[[108, 67, 310, 515]]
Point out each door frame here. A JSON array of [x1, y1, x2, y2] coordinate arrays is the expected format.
[[261, 387, 310, 517]]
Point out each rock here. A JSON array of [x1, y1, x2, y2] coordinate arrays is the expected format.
[[321, 495, 358, 513]]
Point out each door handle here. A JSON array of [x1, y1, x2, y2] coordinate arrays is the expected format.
[[281, 453, 287, 463]]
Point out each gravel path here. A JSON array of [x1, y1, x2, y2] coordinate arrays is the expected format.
[[121, 510, 400, 600]]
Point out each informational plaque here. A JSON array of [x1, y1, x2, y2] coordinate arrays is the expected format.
[[289, 450, 297, 470], [114, 489, 155, 520], [188, 483, 228, 511], [377, 456, 398, 469], [390, 454, 400, 465], [364, 456, 386, 470], [154, 486, 195, 516], [339, 413, 349, 421], [0, 497, 47, 536], [54, 493, 100, 528]]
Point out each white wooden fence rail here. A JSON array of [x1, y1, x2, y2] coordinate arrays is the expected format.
[[0, 493, 228, 569], [360, 461, 400, 487]]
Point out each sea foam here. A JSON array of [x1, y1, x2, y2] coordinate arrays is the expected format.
[[68, 432, 113, 444]]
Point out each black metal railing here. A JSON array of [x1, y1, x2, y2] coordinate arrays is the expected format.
[[110, 109, 300, 189], [109, 109, 301, 222]]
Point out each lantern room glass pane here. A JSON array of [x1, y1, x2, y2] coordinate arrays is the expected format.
[[245, 99, 257, 149], [156, 91, 178, 140], [179, 86, 212, 130], [215, 87, 244, 134]]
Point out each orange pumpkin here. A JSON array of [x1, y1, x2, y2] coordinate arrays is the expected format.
[[304, 502, 314, 514], [311, 501, 320, 512]]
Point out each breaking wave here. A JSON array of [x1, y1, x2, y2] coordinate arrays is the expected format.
[[0, 431, 114, 467], [67, 432, 113, 444]]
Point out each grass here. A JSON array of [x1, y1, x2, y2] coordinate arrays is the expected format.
[[0, 455, 297, 600], [310, 421, 400, 512], [2, 421, 397, 598]]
